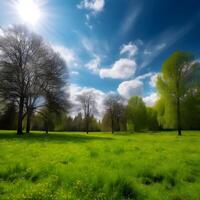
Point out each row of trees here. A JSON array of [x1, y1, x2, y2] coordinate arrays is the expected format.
[[59, 52, 199, 135], [79, 52, 200, 136], [0, 25, 200, 135]]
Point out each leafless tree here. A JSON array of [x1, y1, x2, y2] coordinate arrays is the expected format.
[[104, 94, 124, 133], [25, 49, 69, 134], [77, 91, 96, 134], [0, 25, 69, 134]]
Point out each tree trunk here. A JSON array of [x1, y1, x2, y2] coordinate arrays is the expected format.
[[117, 117, 120, 131], [177, 97, 182, 136], [45, 120, 48, 134], [86, 117, 89, 134], [111, 116, 114, 134], [46, 128, 48, 135], [17, 97, 24, 135], [26, 110, 32, 134]]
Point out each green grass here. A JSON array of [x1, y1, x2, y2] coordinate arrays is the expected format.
[[0, 130, 200, 200]]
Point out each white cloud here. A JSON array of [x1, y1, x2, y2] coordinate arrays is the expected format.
[[135, 39, 144, 46], [120, 42, 138, 58], [144, 49, 152, 55], [85, 55, 100, 74], [143, 93, 159, 106], [80, 36, 107, 75], [117, 72, 154, 98], [136, 72, 153, 80], [0, 28, 4, 37], [69, 84, 106, 119], [52, 45, 78, 68], [71, 71, 79, 75], [141, 21, 196, 68], [100, 58, 137, 79], [118, 4, 142, 36], [117, 79, 143, 98], [155, 43, 166, 51], [81, 36, 95, 56], [77, 0, 105, 13], [77, 32, 109, 58], [149, 73, 159, 87], [85, 21, 93, 30]]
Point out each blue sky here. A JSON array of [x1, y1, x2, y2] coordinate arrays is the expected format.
[[0, 0, 200, 113]]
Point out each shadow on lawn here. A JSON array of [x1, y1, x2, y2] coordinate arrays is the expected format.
[[0, 132, 113, 143]]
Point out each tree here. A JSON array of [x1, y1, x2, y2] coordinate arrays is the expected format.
[[77, 91, 96, 134], [0, 103, 17, 130], [146, 107, 159, 131], [126, 96, 147, 132], [104, 94, 125, 133], [157, 51, 200, 135], [0, 25, 69, 134], [25, 49, 68, 134], [181, 88, 200, 130], [0, 25, 44, 134], [73, 113, 83, 131], [154, 97, 177, 129]]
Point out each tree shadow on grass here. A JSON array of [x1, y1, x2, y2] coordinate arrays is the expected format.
[[0, 131, 113, 143]]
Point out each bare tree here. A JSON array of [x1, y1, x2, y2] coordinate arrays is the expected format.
[[104, 94, 124, 133], [25, 49, 69, 134], [0, 25, 69, 134], [77, 91, 96, 134]]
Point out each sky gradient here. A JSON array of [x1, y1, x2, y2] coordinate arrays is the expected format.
[[0, 0, 200, 116]]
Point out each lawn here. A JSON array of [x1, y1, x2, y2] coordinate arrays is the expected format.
[[0, 130, 200, 200]]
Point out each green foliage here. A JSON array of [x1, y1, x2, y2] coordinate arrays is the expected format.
[[101, 110, 127, 132], [31, 112, 101, 132], [156, 51, 200, 132], [146, 107, 159, 131], [157, 52, 196, 99], [126, 96, 147, 132], [154, 98, 177, 129], [181, 89, 200, 130], [0, 130, 200, 199]]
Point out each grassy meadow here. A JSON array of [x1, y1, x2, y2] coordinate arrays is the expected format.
[[0, 130, 200, 200]]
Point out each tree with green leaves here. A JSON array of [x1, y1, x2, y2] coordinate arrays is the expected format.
[[126, 96, 147, 132], [157, 51, 200, 135], [146, 107, 159, 131]]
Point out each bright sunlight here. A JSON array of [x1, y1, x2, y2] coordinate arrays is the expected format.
[[15, 0, 41, 25]]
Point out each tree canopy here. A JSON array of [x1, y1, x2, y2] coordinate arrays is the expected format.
[[157, 51, 200, 135]]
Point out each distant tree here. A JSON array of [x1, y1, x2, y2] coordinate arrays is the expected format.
[[0, 103, 17, 130], [157, 51, 200, 135], [126, 96, 147, 132], [77, 92, 96, 134], [181, 87, 200, 130], [146, 107, 159, 131], [89, 115, 101, 132], [104, 94, 125, 133], [101, 111, 111, 132], [73, 113, 83, 131], [31, 113, 44, 131]]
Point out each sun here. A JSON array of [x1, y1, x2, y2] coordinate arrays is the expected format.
[[16, 0, 41, 25]]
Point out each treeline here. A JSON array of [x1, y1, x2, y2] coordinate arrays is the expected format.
[[0, 25, 200, 135], [1, 90, 200, 134]]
